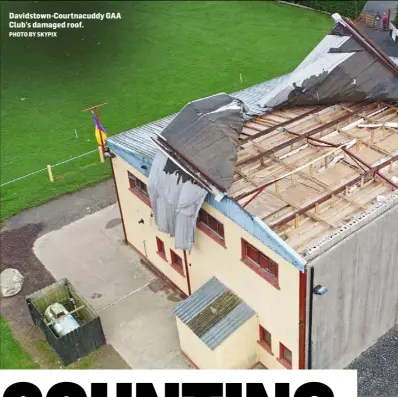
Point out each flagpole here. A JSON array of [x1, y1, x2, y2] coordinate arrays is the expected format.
[[82, 102, 108, 154], [94, 106, 106, 154]]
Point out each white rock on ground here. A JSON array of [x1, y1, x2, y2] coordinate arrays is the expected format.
[[0, 268, 24, 297]]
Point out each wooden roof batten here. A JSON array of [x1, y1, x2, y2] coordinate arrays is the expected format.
[[235, 103, 374, 170], [270, 153, 398, 229], [228, 101, 397, 245]]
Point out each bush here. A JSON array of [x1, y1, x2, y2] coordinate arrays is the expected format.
[[288, 0, 367, 19], [393, 6, 398, 27]]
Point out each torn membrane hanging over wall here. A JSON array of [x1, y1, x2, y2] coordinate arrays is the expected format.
[[148, 94, 247, 251], [259, 13, 398, 110]]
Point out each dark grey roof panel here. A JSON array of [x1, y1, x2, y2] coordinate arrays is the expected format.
[[159, 94, 246, 191]]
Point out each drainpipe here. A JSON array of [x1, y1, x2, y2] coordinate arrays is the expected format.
[[109, 154, 128, 243], [307, 266, 315, 369], [183, 250, 192, 296]]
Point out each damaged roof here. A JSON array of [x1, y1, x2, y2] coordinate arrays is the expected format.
[[173, 277, 255, 350], [107, 13, 398, 261], [107, 75, 286, 160], [230, 102, 398, 254], [157, 93, 247, 191], [258, 14, 398, 109]]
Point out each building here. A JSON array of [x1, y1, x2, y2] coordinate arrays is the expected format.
[[106, 14, 398, 370]]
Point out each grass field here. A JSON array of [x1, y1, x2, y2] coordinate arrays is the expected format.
[[0, 1, 333, 220], [0, 315, 107, 369], [0, 316, 39, 369]]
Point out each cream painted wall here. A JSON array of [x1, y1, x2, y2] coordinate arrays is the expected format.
[[113, 155, 301, 369], [176, 319, 218, 369], [112, 155, 189, 296], [216, 315, 258, 369], [176, 316, 258, 369]]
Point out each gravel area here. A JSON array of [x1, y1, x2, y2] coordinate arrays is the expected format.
[[347, 325, 398, 396], [3, 179, 116, 236]]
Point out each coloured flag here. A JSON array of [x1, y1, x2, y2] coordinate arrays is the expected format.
[[92, 110, 107, 146]]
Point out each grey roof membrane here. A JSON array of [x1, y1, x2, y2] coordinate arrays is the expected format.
[[106, 75, 288, 160], [258, 17, 398, 109], [173, 277, 256, 350], [159, 93, 246, 191]]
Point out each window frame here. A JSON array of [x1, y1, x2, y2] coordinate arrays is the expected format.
[[197, 209, 226, 247], [278, 343, 292, 369], [241, 239, 279, 289], [170, 249, 185, 277], [156, 237, 167, 261], [128, 171, 150, 206], [258, 326, 273, 355]]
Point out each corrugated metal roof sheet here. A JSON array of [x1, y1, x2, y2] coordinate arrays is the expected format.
[[107, 75, 288, 160], [173, 277, 255, 350]]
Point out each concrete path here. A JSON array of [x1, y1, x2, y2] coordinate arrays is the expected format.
[[33, 204, 191, 369], [363, 1, 397, 18], [359, 23, 398, 57]]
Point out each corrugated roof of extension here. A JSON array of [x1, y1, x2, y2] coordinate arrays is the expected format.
[[106, 75, 289, 160], [173, 277, 256, 350]]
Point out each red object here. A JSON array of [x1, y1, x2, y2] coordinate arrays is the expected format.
[[128, 171, 151, 207], [242, 185, 266, 208], [258, 325, 273, 355], [170, 250, 185, 277], [298, 270, 307, 369], [156, 237, 167, 261], [279, 343, 293, 369], [110, 156, 128, 243], [198, 209, 224, 238], [183, 250, 192, 296], [241, 239, 278, 279], [181, 351, 199, 369], [241, 239, 279, 289], [197, 209, 226, 247]]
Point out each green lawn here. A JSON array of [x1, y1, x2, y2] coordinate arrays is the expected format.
[[0, 316, 39, 369], [0, 316, 106, 369], [0, 1, 333, 220]]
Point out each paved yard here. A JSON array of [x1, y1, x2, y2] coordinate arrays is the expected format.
[[33, 204, 191, 369]]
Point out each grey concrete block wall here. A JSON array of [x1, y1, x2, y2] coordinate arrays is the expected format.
[[308, 199, 398, 369]]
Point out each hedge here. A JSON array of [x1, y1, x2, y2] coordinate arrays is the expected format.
[[285, 0, 367, 19], [393, 5, 398, 27]]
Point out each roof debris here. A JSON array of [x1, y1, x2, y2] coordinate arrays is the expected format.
[[107, 13, 398, 258]]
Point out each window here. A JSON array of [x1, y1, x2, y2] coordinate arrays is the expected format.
[[197, 209, 225, 246], [170, 250, 185, 277], [128, 171, 150, 206], [128, 171, 148, 196], [258, 326, 273, 355], [241, 239, 279, 288], [279, 343, 292, 369], [156, 237, 166, 261]]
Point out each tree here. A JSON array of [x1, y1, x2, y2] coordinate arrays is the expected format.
[[393, 6, 398, 27]]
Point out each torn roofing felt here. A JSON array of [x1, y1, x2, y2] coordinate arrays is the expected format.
[[259, 13, 398, 110], [160, 93, 248, 191], [147, 94, 247, 251]]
